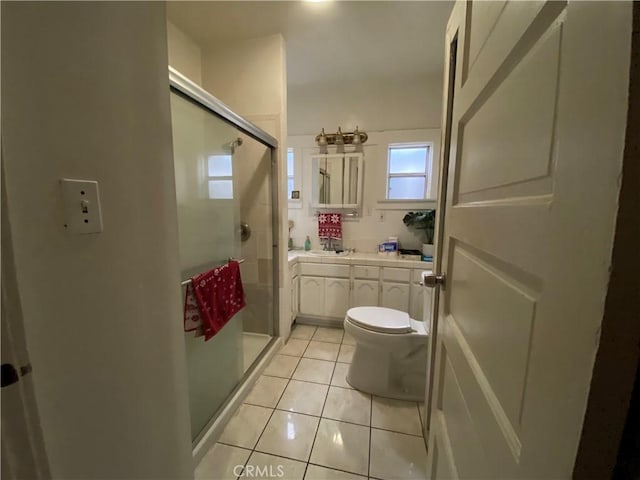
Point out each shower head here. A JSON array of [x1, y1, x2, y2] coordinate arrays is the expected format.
[[227, 137, 243, 154]]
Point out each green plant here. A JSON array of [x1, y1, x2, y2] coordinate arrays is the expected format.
[[403, 210, 436, 244]]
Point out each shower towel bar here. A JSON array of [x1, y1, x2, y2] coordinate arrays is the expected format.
[[181, 257, 246, 286]]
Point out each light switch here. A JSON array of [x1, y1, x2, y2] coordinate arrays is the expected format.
[[60, 178, 103, 234]]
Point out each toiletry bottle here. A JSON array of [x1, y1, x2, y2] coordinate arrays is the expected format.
[[304, 236, 311, 251]]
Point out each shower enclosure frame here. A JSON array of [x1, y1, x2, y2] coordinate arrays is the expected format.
[[169, 67, 281, 448]]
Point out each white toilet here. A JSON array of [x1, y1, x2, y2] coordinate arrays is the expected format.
[[344, 306, 429, 401]]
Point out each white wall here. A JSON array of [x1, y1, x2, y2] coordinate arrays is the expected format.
[[288, 129, 439, 252], [1, 3, 193, 478], [288, 74, 443, 135], [167, 21, 203, 85]]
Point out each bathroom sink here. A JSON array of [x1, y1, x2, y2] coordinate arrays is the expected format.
[[307, 250, 351, 257]]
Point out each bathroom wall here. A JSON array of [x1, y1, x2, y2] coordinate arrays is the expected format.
[[288, 128, 440, 252], [288, 64, 443, 252], [1, 2, 193, 478], [288, 74, 443, 135], [167, 20, 202, 84]]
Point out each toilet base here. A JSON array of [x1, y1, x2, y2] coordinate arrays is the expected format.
[[346, 341, 427, 402]]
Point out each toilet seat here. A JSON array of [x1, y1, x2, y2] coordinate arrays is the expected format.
[[346, 307, 413, 334]]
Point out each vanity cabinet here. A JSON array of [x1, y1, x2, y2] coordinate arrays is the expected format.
[[381, 282, 411, 311], [290, 265, 300, 324], [299, 276, 325, 316], [352, 280, 379, 307], [299, 263, 351, 318], [324, 278, 351, 318], [293, 257, 431, 323]]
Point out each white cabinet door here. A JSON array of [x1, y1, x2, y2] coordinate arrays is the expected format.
[[352, 280, 379, 308], [410, 283, 423, 320], [381, 282, 410, 313], [299, 276, 324, 316], [293, 276, 299, 317], [324, 278, 350, 318]]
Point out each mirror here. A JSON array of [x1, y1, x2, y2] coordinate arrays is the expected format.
[[312, 153, 363, 208]]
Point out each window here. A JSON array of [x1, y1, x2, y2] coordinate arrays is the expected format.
[[386, 144, 431, 200], [287, 148, 295, 199], [207, 155, 233, 199]]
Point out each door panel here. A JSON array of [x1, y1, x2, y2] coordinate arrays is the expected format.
[[427, 1, 632, 478], [352, 280, 379, 308], [325, 278, 350, 318], [381, 283, 410, 312], [299, 276, 324, 316]]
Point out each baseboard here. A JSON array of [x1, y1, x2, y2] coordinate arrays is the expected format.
[[191, 336, 283, 465], [295, 315, 343, 328]]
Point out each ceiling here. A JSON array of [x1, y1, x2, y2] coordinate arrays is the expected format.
[[167, 1, 454, 87]]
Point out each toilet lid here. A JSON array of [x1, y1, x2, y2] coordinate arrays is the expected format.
[[346, 307, 413, 334]]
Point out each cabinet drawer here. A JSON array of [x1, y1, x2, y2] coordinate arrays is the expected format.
[[300, 263, 350, 278], [383, 267, 411, 283], [353, 265, 380, 280], [413, 269, 432, 283]]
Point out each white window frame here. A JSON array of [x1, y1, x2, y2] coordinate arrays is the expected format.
[[206, 154, 234, 200], [385, 142, 433, 201]]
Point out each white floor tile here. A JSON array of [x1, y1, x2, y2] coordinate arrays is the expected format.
[[304, 341, 340, 361], [292, 358, 335, 384], [218, 404, 273, 449], [255, 410, 320, 461], [337, 344, 355, 363], [245, 375, 289, 408], [330, 363, 353, 389], [312, 327, 344, 344], [371, 397, 422, 436], [264, 354, 300, 378], [195, 443, 250, 480], [322, 386, 371, 426], [245, 451, 307, 480], [281, 338, 310, 357], [341, 331, 356, 346], [291, 324, 317, 340], [304, 464, 366, 480], [310, 419, 370, 476], [369, 429, 427, 480], [277, 380, 329, 416]]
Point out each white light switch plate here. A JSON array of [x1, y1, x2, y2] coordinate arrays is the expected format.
[[60, 178, 103, 234]]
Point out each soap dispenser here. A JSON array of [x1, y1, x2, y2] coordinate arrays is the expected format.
[[304, 236, 311, 251]]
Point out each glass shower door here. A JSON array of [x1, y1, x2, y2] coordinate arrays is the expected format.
[[170, 91, 275, 442]]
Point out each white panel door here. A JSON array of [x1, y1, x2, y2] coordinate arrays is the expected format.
[[352, 280, 379, 308], [426, 2, 631, 479], [324, 278, 350, 318], [299, 276, 324, 317], [381, 282, 410, 313]]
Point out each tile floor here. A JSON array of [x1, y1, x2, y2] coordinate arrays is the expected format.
[[196, 324, 428, 480]]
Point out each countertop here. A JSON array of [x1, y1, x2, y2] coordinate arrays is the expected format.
[[288, 250, 432, 269]]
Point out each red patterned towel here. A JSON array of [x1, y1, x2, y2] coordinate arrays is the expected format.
[[318, 213, 342, 240], [184, 260, 246, 341]]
